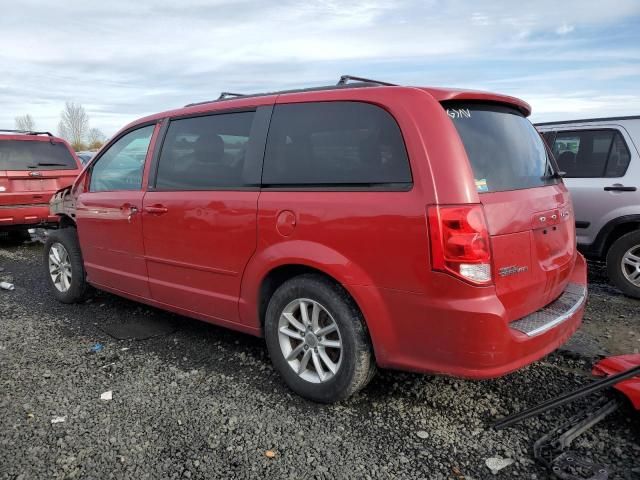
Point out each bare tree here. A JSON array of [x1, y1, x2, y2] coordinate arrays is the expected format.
[[87, 128, 106, 149], [15, 114, 35, 131], [57, 120, 69, 141], [58, 101, 89, 150]]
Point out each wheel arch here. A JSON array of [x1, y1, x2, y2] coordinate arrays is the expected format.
[[588, 215, 640, 258], [239, 240, 378, 332], [57, 214, 77, 229]]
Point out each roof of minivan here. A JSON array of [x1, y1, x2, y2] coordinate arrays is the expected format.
[[126, 84, 532, 131]]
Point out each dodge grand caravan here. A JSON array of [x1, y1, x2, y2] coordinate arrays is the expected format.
[[45, 76, 587, 402], [1, 130, 81, 238]]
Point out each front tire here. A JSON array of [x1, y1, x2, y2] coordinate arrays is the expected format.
[[264, 274, 375, 403], [606, 230, 640, 299], [43, 228, 88, 303]]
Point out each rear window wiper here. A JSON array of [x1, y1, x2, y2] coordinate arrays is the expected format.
[[27, 162, 70, 168]]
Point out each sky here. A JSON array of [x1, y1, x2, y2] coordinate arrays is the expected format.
[[1, 0, 639, 138]]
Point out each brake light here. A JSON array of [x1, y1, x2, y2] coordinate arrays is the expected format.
[[427, 204, 492, 285]]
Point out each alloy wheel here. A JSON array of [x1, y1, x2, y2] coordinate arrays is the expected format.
[[621, 245, 640, 287], [48, 242, 72, 292], [277, 298, 343, 383]]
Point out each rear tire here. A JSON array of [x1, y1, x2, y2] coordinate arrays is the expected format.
[[264, 274, 375, 403], [606, 230, 640, 299], [43, 228, 88, 303]]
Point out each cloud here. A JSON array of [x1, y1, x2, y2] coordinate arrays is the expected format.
[[0, 0, 639, 135], [556, 23, 575, 35]]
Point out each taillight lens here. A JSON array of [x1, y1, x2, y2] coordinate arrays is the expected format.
[[427, 204, 492, 285]]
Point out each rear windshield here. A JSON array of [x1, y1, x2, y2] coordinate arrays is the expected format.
[[0, 140, 77, 171], [444, 103, 559, 193]]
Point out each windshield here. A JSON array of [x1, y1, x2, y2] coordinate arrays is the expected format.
[[444, 103, 559, 193], [0, 140, 78, 171]]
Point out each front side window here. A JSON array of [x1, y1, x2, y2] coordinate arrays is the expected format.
[[89, 125, 154, 192], [445, 103, 559, 193], [262, 102, 412, 187], [552, 129, 631, 178], [155, 111, 256, 190]]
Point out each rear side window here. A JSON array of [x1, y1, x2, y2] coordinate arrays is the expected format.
[[445, 103, 558, 193], [155, 111, 256, 190], [262, 102, 411, 188], [0, 140, 77, 171], [552, 129, 631, 178]]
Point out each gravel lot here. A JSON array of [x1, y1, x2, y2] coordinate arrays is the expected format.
[[1, 236, 639, 479]]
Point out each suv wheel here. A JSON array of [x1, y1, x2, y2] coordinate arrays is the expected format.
[[606, 230, 640, 299], [43, 228, 88, 303], [264, 274, 375, 403]]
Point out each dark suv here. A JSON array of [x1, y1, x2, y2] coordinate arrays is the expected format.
[[45, 76, 586, 402], [0, 130, 81, 238]]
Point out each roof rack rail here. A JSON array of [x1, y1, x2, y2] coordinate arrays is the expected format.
[[184, 75, 395, 107], [0, 129, 54, 137], [217, 92, 245, 100], [0, 129, 56, 144], [337, 75, 396, 86]]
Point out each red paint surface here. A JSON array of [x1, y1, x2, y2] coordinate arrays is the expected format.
[[593, 354, 640, 410], [1, 134, 81, 228], [65, 85, 586, 378]]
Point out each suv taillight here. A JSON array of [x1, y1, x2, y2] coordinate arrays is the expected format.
[[427, 204, 492, 285]]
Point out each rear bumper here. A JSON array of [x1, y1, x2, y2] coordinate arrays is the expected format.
[[350, 253, 587, 378], [0, 203, 58, 229]]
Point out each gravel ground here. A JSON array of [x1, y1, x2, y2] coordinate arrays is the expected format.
[[1, 237, 639, 479]]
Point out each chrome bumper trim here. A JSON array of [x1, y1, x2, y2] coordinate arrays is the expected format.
[[510, 283, 586, 337]]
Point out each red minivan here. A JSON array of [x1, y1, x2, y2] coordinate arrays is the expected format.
[[1, 130, 82, 238], [44, 76, 587, 402]]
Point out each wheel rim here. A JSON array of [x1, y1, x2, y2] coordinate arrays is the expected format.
[[621, 245, 640, 287], [48, 242, 72, 292], [277, 298, 343, 383]]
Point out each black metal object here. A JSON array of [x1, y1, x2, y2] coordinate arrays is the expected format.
[[493, 364, 640, 430], [0, 129, 53, 137], [336, 75, 396, 86], [217, 92, 245, 100], [533, 398, 619, 479], [184, 75, 395, 107]]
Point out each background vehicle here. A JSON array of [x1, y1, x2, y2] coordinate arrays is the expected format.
[[45, 76, 586, 402], [537, 117, 640, 298], [75, 151, 95, 165], [0, 130, 82, 238]]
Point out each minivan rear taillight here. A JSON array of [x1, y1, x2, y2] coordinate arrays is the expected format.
[[427, 205, 492, 285]]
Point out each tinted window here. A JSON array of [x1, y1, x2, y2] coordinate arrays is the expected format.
[[446, 103, 558, 192], [552, 130, 630, 178], [262, 102, 411, 187], [0, 140, 77, 170], [155, 112, 256, 190], [90, 125, 154, 192]]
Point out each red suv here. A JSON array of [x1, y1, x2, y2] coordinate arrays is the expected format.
[[44, 76, 587, 402], [1, 130, 82, 238]]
